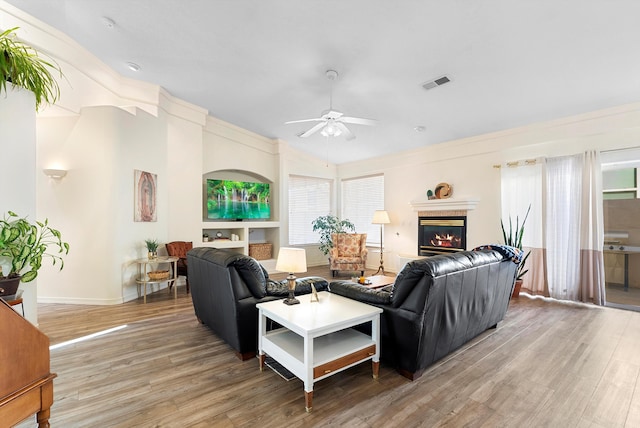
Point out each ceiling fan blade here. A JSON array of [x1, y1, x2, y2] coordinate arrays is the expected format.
[[285, 118, 323, 124], [298, 121, 327, 138], [335, 122, 355, 140], [339, 116, 378, 126]]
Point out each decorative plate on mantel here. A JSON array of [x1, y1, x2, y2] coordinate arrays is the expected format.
[[434, 182, 452, 199]]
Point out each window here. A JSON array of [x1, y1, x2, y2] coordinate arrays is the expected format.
[[602, 168, 638, 200], [341, 174, 385, 245], [288, 175, 332, 245]]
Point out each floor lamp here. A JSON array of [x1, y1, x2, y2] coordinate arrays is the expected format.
[[372, 210, 390, 276]]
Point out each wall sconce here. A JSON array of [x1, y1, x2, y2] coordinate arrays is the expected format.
[[43, 168, 67, 179]]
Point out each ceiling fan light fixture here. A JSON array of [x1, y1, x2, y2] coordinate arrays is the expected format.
[[321, 122, 342, 137], [286, 68, 375, 140]]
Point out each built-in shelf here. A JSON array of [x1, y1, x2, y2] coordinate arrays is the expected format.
[[409, 198, 479, 212], [200, 221, 280, 272]]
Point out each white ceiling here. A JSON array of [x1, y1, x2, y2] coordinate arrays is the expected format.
[[6, 0, 640, 164]]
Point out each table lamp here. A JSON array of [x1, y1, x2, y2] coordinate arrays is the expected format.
[[276, 247, 307, 305], [371, 210, 390, 275]]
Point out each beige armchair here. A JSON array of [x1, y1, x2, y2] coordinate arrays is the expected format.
[[329, 233, 368, 277]]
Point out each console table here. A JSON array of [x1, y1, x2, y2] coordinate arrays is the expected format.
[[134, 256, 179, 303], [257, 292, 382, 412]]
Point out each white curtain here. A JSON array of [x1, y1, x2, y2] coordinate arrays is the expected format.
[[500, 160, 546, 295], [545, 155, 583, 300], [501, 151, 605, 304], [579, 151, 605, 304]]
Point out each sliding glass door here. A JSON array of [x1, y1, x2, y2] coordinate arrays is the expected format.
[[602, 151, 640, 311]]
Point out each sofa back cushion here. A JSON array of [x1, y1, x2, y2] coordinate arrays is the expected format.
[[188, 248, 267, 298], [232, 256, 267, 298], [391, 249, 505, 308]]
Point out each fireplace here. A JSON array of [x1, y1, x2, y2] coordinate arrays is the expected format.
[[418, 216, 466, 256]]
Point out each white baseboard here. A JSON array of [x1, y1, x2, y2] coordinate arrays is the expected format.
[[38, 278, 187, 305]]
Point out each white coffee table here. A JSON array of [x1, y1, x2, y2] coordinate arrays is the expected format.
[[257, 291, 382, 412]]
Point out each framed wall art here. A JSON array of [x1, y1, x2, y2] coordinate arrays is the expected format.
[[134, 169, 157, 222]]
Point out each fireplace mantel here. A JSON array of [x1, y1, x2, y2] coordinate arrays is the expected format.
[[409, 198, 479, 212]]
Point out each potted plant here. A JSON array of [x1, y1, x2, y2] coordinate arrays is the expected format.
[[1, 27, 63, 111], [0, 211, 69, 297], [501, 205, 531, 297], [311, 215, 355, 256], [145, 239, 159, 259]]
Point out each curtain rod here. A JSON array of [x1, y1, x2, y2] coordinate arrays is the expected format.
[[493, 158, 539, 169]]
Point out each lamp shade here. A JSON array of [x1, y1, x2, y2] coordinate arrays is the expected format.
[[371, 210, 390, 224], [275, 247, 307, 273]]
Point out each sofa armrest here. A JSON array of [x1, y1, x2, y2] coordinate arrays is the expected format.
[[265, 276, 328, 296], [329, 280, 391, 305]]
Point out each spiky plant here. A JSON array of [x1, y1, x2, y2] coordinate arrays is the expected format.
[[0, 27, 62, 111], [501, 205, 531, 280], [145, 239, 159, 253]]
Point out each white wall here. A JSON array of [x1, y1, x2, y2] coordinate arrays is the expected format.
[[0, 86, 38, 323], [337, 103, 640, 272], [36, 106, 168, 303]]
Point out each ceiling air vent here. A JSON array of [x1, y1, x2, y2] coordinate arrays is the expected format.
[[422, 75, 451, 91]]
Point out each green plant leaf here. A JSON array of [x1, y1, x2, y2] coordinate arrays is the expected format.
[[0, 27, 63, 111]]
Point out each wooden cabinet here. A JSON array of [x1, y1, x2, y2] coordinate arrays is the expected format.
[[0, 299, 56, 427]]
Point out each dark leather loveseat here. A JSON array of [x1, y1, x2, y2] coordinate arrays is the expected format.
[[187, 247, 328, 360], [329, 247, 520, 380]]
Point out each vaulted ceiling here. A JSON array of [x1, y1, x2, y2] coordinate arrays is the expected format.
[[6, 0, 640, 164]]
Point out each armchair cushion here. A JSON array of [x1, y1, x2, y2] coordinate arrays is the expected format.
[[329, 233, 368, 275], [166, 241, 193, 258], [332, 233, 367, 257]]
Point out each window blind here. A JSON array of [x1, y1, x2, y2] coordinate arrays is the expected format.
[[341, 174, 384, 245], [288, 175, 332, 245]]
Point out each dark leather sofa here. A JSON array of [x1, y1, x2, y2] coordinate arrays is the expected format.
[[187, 247, 328, 360], [329, 247, 519, 380]]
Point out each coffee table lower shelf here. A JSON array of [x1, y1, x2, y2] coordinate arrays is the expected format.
[[261, 328, 377, 380]]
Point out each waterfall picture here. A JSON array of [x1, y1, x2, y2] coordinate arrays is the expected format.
[[206, 179, 271, 220]]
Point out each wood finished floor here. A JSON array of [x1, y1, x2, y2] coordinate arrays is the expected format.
[[606, 283, 640, 309], [16, 267, 640, 427]]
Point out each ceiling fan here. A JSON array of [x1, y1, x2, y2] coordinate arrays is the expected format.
[[285, 70, 377, 140]]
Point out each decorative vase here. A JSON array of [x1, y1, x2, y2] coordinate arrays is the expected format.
[[512, 279, 523, 298], [148, 251, 157, 260]]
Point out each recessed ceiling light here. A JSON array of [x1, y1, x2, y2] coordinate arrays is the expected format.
[[126, 62, 141, 72], [414, 126, 426, 132], [101, 16, 116, 29]]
